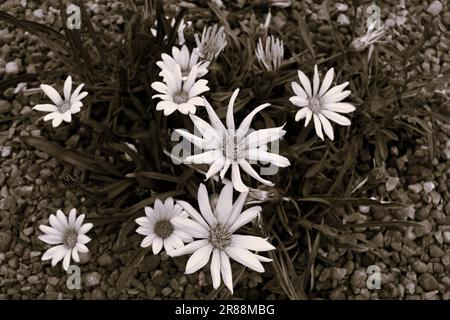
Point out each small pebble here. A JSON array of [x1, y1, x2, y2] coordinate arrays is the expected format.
[[418, 273, 438, 291], [423, 181, 435, 194], [5, 60, 19, 75], [426, 1, 443, 16], [84, 272, 101, 287]]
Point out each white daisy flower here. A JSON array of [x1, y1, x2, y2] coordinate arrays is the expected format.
[[290, 65, 355, 140], [194, 24, 227, 61], [175, 88, 290, 192], [156, 45, 210, 80], [255, 35, 284, 71], [151, 64, 209, 115], [151, 17, 191, 45], [136, 198, 193, 255], [33, 75, 87, 128], [38, 208, 93, 271], [169, 183, 275, 294]]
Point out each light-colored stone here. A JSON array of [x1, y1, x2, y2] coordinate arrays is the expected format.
[[426, 1, 443, 16]]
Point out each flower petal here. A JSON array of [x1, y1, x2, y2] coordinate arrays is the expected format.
[[313, 113, 324, 140], [78, 223, 93, 235], [318, 113, 334, 140], [323, 102, 355, 113], [42, 245, 64, 261], [210, 249, 221, 289], [197, 184, 216, 227], [51, 246, 67, 267], [64, 76, 72, 101], [76, 243, 89, 253], [68, 209, 77, 227], [203, 97, 226, 133], [295, 107, 309, 121], [39, 225, 62, 236], [238, 159, 274, 187], [74, 214, 85, 231], [49, 214, 64, 232], [226, 89, 239, 129], [245, 126, 286, 148], [220, 251, 233, 294], [62, 250, 72, 271], [152, 237, 163, 254], [56, 210, 69, 230], [52, 114, 63, 127], [151, 81, 168, 94], [289, 96, 309, 107], [205, 155, 226, 180], [291, 81, 307, 98], [320, 82, 349, 102], [184, 150, 222, 164], [312, 65, 320, 96], [229, 206, 261, 233], [322, 90, 351, 104], [141, 234, 156, 248], [70, 83, 85, 103], [168, 239, 209, 257], [231, 235, 275, 251], [77, 234, 91, 244], [185, 244, 213, 274], [304, 109, 313, 127], [321, 110, 351, 126], [246, 149, 290, 167], [225, 246, 265, 272], [171, 216, 209, 238], [177, 200, 209, 230], [225, 191, 247, 228], [41, 84, 62, 105], [318, 67, 334, 97], [297, 70, 312, 97], [33, 104, 58, 112], [236, 103, 270, 137], [72, 248, 80, 263], [216, 182, 234, 225], [231, 163, 248, 192], [38, 234, 63, 245], [61, 111, 72, 123]]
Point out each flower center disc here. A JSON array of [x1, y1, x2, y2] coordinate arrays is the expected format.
[[154, 220, 174, 239], [64, 229, 78, 248], [208, 224, 231, 250], [223, 133, 242, 161], [59, 101, 72, 113], [308, 97, 321, 113], [173, 91, 189, 104]]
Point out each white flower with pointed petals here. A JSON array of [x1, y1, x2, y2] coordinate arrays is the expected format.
[[255, 35, 284, 71], [169, 183, 275, 294], [174, 88, 290, 192], [136, 198, 193, 254], [156, 45, 209, 81], [194, 24, 227, 61], [290, 65, 355, 140], [39, 208, 93, 271], [151, 64, 209, 116], [33, 75, 87, 127]]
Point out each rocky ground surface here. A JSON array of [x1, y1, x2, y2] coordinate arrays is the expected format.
[[0, 0, 449, 300]]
